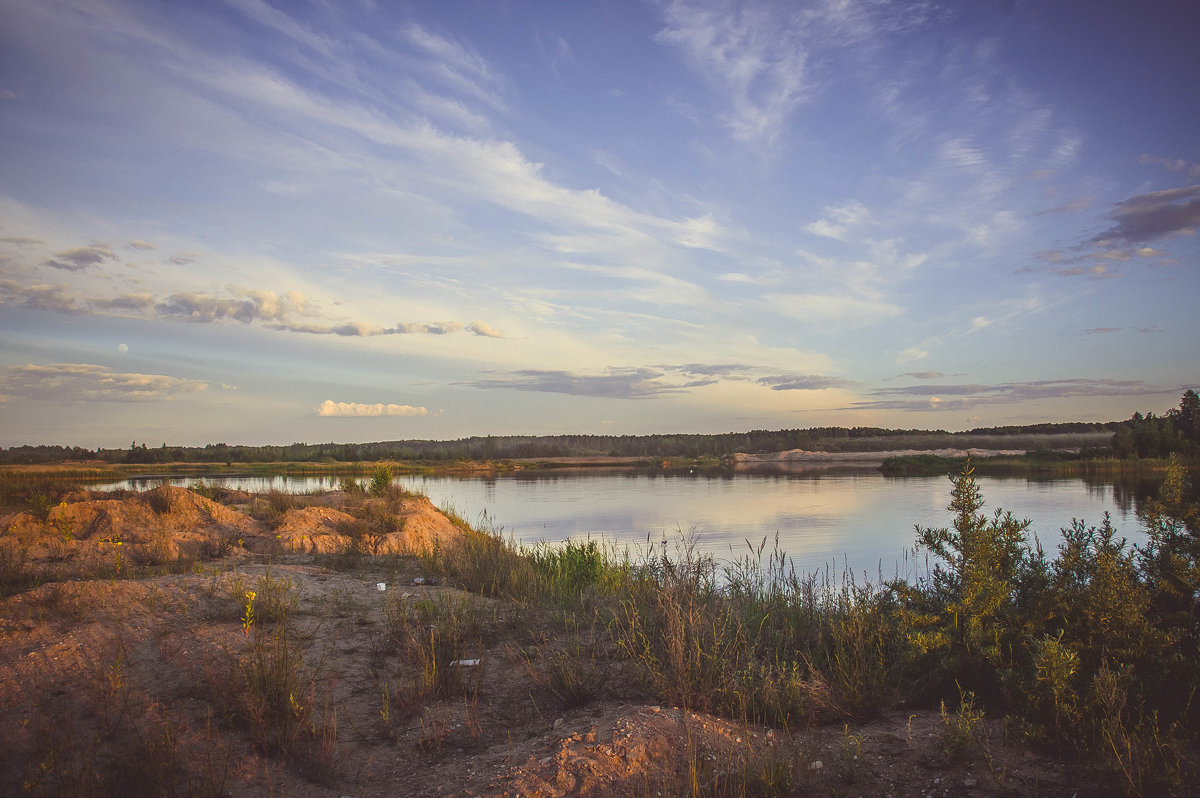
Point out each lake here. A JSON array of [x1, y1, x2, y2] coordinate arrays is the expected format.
[[106, 468, 1151, 581]]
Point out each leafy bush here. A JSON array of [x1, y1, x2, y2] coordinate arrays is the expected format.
[[369, 465, 393, 497]]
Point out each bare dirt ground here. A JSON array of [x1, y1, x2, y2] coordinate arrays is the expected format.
[[1, 487, 1109, 796]]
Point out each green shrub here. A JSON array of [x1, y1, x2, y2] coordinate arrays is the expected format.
[[189, 479, 216, 501], [890, 461, 1035, 699], [369, 465, 393, 497]]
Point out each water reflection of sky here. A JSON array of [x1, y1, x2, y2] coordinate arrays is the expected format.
[[104, 471, 1143, 583]]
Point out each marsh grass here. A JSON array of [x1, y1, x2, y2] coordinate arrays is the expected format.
[[0, 473, 81, 515], [609, 537, 892, 729], [382, 590, 483, 703], [669, 732, 797, 798], [0, 538, 37, 598], [519, 613, 611, 709]]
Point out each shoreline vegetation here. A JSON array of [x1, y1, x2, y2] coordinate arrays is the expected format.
[[5, 386, 1198, 486], [1, 459, 1198, 796]]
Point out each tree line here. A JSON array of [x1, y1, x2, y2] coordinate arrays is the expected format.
[[1111, 389, 1200, 458], [0, 422, 1121, 465], [2, 392, 1197, 465]]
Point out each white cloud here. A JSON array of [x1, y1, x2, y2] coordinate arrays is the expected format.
[[5, 363, 207, 402], [317, 400, 428, 417], [467, 320, 503, 338], [802, 200, 870, 241], [673, 214, 722, 249], [967, 316, 993, 333]]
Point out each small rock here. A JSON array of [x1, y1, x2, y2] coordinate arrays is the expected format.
[[809, 760, 823, 772], [553, 717, 564, 730], [963, 777, 978, 787]]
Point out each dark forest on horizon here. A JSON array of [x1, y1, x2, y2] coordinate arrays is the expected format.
[[3, 390, 1197, 465]]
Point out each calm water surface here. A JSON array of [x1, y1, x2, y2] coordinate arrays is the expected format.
[[108, 470, 1144, 580]]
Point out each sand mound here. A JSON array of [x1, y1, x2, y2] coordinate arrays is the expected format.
[[0, 485, 260, 561], [2, 486, 468, 563], [264, 496, 465, 555], [272, 506, 357, 554], [50, 485, 255, 540], [383, 495, 467, 555]]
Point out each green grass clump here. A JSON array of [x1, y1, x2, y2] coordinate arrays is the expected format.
[[383, 592, 481, 701]]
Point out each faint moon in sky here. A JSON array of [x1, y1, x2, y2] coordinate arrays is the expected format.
[[118, 343, 129, 354]]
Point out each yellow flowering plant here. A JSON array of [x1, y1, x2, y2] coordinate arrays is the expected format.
[[242, 590, 256, 636]]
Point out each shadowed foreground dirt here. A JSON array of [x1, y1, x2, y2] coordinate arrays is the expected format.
[[0, 487, 1108, 796]]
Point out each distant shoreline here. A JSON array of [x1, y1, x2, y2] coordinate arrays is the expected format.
[[728, 447, 1029, 467]]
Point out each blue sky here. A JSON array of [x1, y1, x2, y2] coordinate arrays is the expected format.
[[1, 0, 1197, 448]]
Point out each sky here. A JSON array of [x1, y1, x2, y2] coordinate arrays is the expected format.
[[0, 0, 1197, 449]]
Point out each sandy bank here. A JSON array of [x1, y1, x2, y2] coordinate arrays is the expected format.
[[729, 447, 1028, 466]]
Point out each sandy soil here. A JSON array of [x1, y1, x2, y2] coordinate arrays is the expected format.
[[0, 487, 1110, 796]]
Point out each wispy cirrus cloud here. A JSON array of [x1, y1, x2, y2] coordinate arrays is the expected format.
[[1053, 265, 1113, 279], [1139, 153, 1200, 179], [757, 374, 850, 391], [317, 400, 427, 418], [402, 23, 506, 110], [850, 378, 1170, 412], [764, 291, 901, 326], [4, 363, 208, 402], [656, 0, 934, 145], [1036, 196, 1091, 216], [470, 368, 679, 399], [657, 0, 811, 144], [674, 363, 753, 379], [803, 200, 870, 241], [0, 279, 504, 338], [470, 363, 851, 399]]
